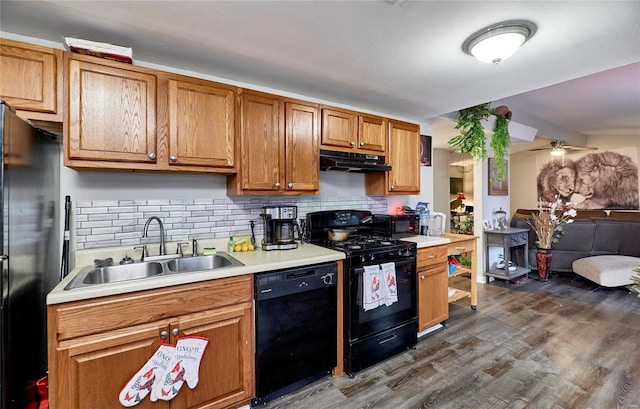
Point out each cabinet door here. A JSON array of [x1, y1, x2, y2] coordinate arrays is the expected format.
[[238, 92, 282, 191], [167, 79, 235, 168], [387, 120, 420, 194], [320, 107, 357, 149], [358, 114, 387, 154], [0, 39, 62, 121], [417, 266, 449, 331], [169, 302, 254, 409], [285, 101, 319, 192], [66, 57, 157, 163], [53, 322, 169, 409]]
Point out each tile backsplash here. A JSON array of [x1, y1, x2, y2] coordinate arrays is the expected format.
[[75, 196, 389, 250]]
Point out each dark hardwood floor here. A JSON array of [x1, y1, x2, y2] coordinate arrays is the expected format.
[[261, 273, 640, 409]]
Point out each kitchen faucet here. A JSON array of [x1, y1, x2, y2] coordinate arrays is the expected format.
[[142, 216, 166, 256]]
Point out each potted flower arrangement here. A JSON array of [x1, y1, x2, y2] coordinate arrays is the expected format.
[[525, 196, 577, 281]]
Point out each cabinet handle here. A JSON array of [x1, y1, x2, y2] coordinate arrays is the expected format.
[[350, 141, 355, 146], [170, 155, 178, 162], [287, 182, 293, 188], [148, 152, 156, 160], [428, 255, 436, 259], [420, 275, 425, 280], [172, 328, 180, 337], [160, 330, 169, 339], [359, 142, 365, 146], [274, 182, 281, 188], [390, 185, 395, 190]]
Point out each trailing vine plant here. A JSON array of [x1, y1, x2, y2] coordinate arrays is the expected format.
[[490, 112, 510, 182], [448, 102, 511, 182], [449, 102, 492, 161]]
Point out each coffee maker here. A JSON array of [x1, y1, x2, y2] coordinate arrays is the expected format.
[[261, 205, 300, 251]]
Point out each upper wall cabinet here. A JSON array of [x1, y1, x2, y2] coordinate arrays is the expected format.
[[366, 119, 420, 195], [0, 38, 63, 122], [320, 107, 387, 156], [165, 77, 235, 169], [65, 55, 158, 167], [227, 90, 319, 195], [64, 53, 236, 173]]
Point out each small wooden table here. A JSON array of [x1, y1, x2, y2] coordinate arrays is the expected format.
[[484, 228, 531, 284], [444, 233, 478, 310]]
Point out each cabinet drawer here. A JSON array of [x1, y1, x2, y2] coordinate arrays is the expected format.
[[508, 232, 529, 246], [417, 245, 447, 269], [448, 240, 475, 255], [51, 275, 253, 341]]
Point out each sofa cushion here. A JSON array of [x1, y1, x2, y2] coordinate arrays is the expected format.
[[618, 221, 640, 257], [572, 255, 639, 287]]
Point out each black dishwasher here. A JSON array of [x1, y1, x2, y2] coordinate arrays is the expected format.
[[253, 262, 337, 406]]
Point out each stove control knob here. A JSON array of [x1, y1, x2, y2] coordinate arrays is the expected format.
[[360, 255, 366, 263], [321, 273, 334, 285], [369, 254, 375, 261]]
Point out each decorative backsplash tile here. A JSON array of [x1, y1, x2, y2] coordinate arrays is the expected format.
[[75, 196, 389, 249]]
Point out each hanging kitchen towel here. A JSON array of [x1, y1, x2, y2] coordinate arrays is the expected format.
[[152, 336, 209, 401], [363, 264, 383, 311], [119, 343, 175, 407], [380, 262, 398, 306]]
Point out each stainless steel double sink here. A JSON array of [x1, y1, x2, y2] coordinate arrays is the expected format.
[[65, 253, 244, 290]]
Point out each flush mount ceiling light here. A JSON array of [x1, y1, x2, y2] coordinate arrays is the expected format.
[[463, 21, 536, 64]]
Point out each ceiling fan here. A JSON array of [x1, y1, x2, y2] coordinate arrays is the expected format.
[[528, 140, 598, 156]]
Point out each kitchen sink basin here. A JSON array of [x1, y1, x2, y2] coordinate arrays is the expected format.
[[65, 262, 164, 289], [166, 254, 243, 273], [64, 253, 244, 290]]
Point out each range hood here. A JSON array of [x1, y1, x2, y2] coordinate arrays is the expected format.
[[319, 149, 392, 173]]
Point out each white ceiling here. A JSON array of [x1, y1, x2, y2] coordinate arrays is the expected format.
[[2, 1, 639, 151]]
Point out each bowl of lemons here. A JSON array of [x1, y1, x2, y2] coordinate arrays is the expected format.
[[233, 238, 255, 253]]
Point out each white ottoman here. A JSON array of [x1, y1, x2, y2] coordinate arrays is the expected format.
[[572, 255, 640, 287]]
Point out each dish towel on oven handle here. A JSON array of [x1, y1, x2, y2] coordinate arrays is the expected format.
[[363, 264, 383, 311], [380, 262, 398, 306]]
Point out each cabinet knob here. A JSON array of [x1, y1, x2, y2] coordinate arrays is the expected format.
[[170, 155, 178, 162], [148, 152, 156, 160], [274, 182, 281, 188], [350, 141, 355, 146], [390, 185, 395, 190], [359, 142, 365, 147], [287, 182, 293, 188], [428, 255, 436, 259], [172, 328, 180, 337], [420, 275, 425, 280], [160, 330, 168, 339]]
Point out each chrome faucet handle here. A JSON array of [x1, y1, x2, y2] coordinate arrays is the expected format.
[[176, 242, 187, 256], [134, 245, 147, 262]]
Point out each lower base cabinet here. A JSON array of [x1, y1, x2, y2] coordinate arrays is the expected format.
[[48, 275, 254, 409], [416, 245, 449, 331]]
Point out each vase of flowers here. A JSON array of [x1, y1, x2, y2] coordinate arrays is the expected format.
[[525, 196, 577, 281]]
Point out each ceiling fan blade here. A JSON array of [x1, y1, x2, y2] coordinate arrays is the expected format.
[[564, 145, 598, 151], [527, 147, 551, 152]]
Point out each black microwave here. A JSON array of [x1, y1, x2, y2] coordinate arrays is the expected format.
[[373, 214, 418, 238]]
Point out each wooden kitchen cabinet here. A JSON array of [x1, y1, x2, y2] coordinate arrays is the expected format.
[[65, 54, 158, 167], [64, 53, 237, 173], [165, 77, 235, 169], [228, 90, 319, 195], [0, 38, 63, 122], [365, 119, 420, 195], [320, 107, 387, 156], [48, 275, 254, 409], [416, 244, 449, 332]]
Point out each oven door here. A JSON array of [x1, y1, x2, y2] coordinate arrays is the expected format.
[[347, 257, 416, 341]]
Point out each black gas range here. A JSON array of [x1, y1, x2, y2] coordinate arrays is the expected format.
[[306, 210, 418, 375]]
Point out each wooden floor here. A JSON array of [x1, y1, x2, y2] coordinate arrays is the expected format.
[[261, 273, 640, 409]]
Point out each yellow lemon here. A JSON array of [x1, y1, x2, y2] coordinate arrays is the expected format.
[[248, 244, 255, 251], [234, 244, 242, 252], [241, 244, 249, 252]]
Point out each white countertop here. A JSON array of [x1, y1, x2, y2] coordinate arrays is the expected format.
[[401, 235, 451, 247], [48, 235, 449, 305]]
